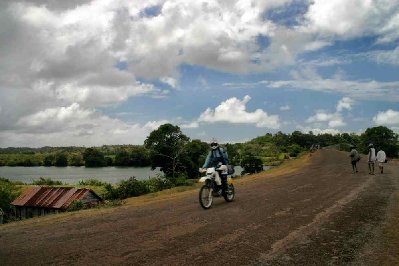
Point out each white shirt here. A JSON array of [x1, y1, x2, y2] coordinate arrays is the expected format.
[[376, 150, 386, 163], [368, 147, 376, 162]]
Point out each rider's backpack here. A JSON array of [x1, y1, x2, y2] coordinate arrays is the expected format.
[[227, 165, 235, 175]]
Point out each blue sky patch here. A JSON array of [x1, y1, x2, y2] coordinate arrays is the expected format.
[[264, 0, 309, 27]]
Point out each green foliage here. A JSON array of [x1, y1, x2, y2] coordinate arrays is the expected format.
[[183, 139, 209, 179], [32, 177, 63, 186], [114, 149, 130, 166], [225, 143, 240, 166], [104, 176, 175, 200], [286, 144, 302, 157], [69, 153, 84, 166], [0, 178, 21, 222], [83, 148, 106, 167], [67, 200, 84, 211], [144, 123, 190, 179], [145, 177, 173, 193], [43, 154, 55, 166], [360, 126, 399, 157], [0, 153, 44, 166], [105, 177, 149, 199], [55, 153, 68, 167], [130, 146, 151, 166], [78, 178, 108, 187], [240, 152, 264, 174]]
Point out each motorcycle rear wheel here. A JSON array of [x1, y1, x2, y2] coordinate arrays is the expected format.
[[199, 185, 213, 209], [223, 184, 235, 202]]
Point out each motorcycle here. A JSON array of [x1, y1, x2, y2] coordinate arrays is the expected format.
[[198, 165, 235, 209]]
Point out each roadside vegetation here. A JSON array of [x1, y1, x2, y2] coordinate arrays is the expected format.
[[0, 125, 398, 223]]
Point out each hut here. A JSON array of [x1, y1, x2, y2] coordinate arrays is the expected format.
[[11, 186, 103, 219]]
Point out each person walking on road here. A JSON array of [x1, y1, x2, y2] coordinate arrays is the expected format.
[[349, 145, 360, 173], [367, 143, 376, 175], [376, 148, 387, 174]]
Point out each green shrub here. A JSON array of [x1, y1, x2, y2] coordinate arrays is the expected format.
[[68, 200, 84, 211], [172, 176, 195, 187], [286, 144, 303, 157], [0, 179, 21, 222], [145, 177, 173, 193], [32, 177, 63, 186], [78, 178, 108, 187], [104, 176, 181, 200]]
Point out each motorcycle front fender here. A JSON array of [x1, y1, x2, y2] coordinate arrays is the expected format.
[[199, 176, 211, 183]]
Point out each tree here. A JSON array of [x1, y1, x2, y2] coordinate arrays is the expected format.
[[184, 139, 209, 178], [69, 153, 84, 166], [144, 124, 190, 180], [43, 154, 55, 166], [55, 153, 68, 167], [360, 126, 399, 157], [240, 152, 263, 174], [83, 148, 106, 167], [130, 147, 151, 167], [115, 149, 131, 166], [224, 143, 240, 166], [0, 179, 21, 223]]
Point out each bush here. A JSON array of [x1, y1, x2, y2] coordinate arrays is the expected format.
[[145, 177, 173, 193], [67, 200, 84, 211], [172, 176, 195, 187], [32, 177, 63, 186], [241, 154, 263, 174], [286, 144, 302, 157], [104, 176, 179, 200], [0, 179, 21, 222], [78, 178, 108, 187]]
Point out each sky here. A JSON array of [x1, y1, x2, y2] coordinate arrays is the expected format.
[[0, 0, 398, 147]]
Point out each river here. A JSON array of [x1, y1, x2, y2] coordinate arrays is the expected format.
[[0, 165, 263, 185], [0, 166, 163, 185]]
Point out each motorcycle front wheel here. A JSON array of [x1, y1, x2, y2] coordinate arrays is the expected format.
[[199, 185, 213, 209], [223, 184, 235, 202]]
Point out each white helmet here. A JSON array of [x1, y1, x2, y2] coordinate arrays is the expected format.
[[210, 138, 219, 150]]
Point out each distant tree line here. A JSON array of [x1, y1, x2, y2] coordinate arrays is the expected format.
[[0, 145, 152, 168], [0, 125, 398, 223], [0, 125, 397, 177]]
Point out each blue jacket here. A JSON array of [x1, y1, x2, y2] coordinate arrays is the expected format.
[[202, 147, 228, 168]]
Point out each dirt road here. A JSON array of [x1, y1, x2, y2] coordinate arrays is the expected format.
[[1, 149, 398, 265]]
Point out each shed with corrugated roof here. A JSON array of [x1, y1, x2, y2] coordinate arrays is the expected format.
[[11, 186, 102, 219]]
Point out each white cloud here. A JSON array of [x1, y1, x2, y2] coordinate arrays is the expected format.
[[180, 121, 199, 129], [17, 103, 91, 129], [198, 95, 280, 129], [306, 97, 354, 129], [160, 77, 178, 89], [1, 105, 168, 147], [298, 126, 341, 135], [306, 111, 335, 123], [373, 109, 399, 125], [260, 78, 399, 102], [336, 97, 354, 112], [306, 110, 346, 128], [305, 0, 399, 42], [1, 0, 399, 147], [371, 46, 399, 65], [280, 105, 291, 111]]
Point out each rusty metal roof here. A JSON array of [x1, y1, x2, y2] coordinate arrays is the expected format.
[[11, 186, 102, 210]]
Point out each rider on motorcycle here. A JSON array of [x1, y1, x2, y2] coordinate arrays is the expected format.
[[201, 139, 229, 195]]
